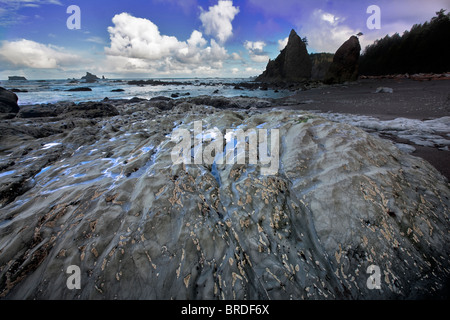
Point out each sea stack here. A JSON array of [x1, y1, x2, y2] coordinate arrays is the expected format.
[[324, 35, 361, 84], [81, 72, 100, 83], [256, 29, 312, 82], [8, 76, 27, 81]]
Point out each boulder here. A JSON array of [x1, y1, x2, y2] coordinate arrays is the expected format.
[[17, 104, 61, 118], [64, 102, 119, 118], [0, 87, 20, 114], [256, 29, 312, 82], [66, 87, 92, 92], [324, 36, 361, 84]]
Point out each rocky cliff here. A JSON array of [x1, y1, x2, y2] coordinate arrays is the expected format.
[[324, 36, 361, 84], [256, 29, 312, 83]]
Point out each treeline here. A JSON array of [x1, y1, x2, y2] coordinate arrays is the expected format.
[[359, 9, 450, 75]]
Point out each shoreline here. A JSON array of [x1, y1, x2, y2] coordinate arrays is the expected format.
[[2, 78, 449, 180], [274, 78, 450, 180]]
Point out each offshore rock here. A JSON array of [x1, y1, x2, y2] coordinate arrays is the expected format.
[[81, 72, 100, 83], [8, 76, 27, 81], [324, 36, 361, 84], [256, 29, 312, 82], [0, 101, 449, 299]]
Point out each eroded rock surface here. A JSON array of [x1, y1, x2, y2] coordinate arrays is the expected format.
[[0, 99, 449, 299]]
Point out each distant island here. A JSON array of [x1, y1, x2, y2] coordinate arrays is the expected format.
[[81, 72, 100, 83], [8, 76, 27, 81]]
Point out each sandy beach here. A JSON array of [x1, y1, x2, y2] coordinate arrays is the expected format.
[[277, 78, 450, 180]]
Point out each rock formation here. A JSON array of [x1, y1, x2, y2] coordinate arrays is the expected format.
[[66, 87, 92, 92], [0, 97, 449, 299], [0, 87, 20, 115], [8, 76, 27, 81], [310, 53, 334, 80], [81, 72, 100, 83], [256, 29, 312, 82], [324, 36, 361, 84]]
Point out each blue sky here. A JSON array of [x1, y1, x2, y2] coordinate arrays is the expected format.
[[0, 0, 448, 79]]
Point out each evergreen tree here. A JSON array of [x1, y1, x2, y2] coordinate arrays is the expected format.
[[359, 10, 450, 75]]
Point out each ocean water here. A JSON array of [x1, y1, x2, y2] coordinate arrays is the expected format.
[[0, 78, 291, 106]]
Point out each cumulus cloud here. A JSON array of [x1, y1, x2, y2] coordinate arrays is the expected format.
[[199, 0, 240, 43], [0, 39, 82, 69], [244, 41, 269, 63], [104, 12, 229, 75], [302, 9, 357, 53], [231, 52, 243, 60]]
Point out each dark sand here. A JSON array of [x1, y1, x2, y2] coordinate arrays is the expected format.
[[277, 78, 450, 180]]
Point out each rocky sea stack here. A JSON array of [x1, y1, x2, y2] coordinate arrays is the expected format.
[[81, 72, 100, 83], [256, 29, 312, 83], [8, 76, 27, 81], [324, 36, 361, 84]]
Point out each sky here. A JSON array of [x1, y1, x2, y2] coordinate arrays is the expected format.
[[0, 0, 448, 79]]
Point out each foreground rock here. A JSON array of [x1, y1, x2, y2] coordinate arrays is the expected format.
[[17, 102, 119, 119], [256, 29, 312, 82], [324, 36, 361, 84], [0, 98, 449, 299], [0, 87, 20, 115]]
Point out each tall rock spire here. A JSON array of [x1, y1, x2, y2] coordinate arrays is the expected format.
[[324, 35, 361, 84], [256, 29, 312, 82]]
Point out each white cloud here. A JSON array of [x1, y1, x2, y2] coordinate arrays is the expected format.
[[0, 0, 62, 5], [231, 52, 242, 60], [0, 0, 62, 25], [244, 41, 269, 63], [86, 36, 107, 45], [0, 39, 82, 69], [303, 9, 357, 53], [199, 0, 239, 43], [104, 13, 229, 75], [278, 37, 288, 51]]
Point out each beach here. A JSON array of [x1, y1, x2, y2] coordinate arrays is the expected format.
[[277, 78, 450, 179], [0, 77, 449, 299]]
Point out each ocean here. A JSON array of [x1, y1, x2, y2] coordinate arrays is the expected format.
[[1, 78, 292, 106]]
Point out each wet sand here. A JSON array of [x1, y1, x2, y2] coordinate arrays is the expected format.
[[276, 78, 450, 180]]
